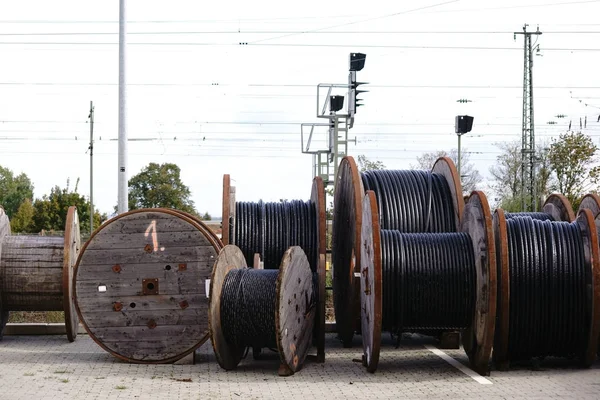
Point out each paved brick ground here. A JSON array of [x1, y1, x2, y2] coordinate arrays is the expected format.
[[0, 333, 599, 399]]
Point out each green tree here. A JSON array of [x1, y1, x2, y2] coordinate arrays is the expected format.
[[200, 211, 212, 221], [0, 165, 34, 219], [548, 131, 599, 209], [357, 154, 386, 172], [32, 178, 106, 234], [11, 198, 35, 233], [489, 141, 556, 212], [412, 148, 483, 193], [128, 162, 197, 214]]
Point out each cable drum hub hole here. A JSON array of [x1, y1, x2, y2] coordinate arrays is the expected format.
[[165, 265, 172, 271], [130, 302, 136, 308], [142, 279, 159, 295]]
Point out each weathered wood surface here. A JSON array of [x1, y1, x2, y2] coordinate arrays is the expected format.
[[0, 208, 8, 335], [311, 176, 327, 363], [209, 244, 247, 370], [579, 194, 600, 248], [543, 193, 575, 222], [171, 210, 223, 246], [577, 209, 600, 366], [276, 246, 314, 375], [332, 156, 363, 347], [460, 191, 496, 376], [492, 209, 510, 369], [1, 236, 65, 311], [0, 207, 10, 242], [63, 206, 81, 342], [75, 209, 221, 363], [360, 191, 382, 373], [431, 156, 465, 229], [222, 175, 231, 245]]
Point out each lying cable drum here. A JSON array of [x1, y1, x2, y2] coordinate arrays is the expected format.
[[333, 156, 464, 346], [503, 193, 575, 222], [209, 245, 315, 376], [222, 175, 326, 362], [0, 206, 81, 342], [360, 190, 496, 375], [74, 208, 222, 363], [493, 208, 600, 369]]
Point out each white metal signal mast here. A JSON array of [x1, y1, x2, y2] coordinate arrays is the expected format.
[[300, 53, 367, 188]]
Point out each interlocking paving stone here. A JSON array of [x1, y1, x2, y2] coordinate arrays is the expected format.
[[0, 333, 599, 399]]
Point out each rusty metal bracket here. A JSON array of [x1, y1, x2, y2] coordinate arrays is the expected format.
[[142, 278, 159, 295]]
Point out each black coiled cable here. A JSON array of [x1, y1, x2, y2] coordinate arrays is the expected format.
[[504, 212, 554, 221], [380, 231, 476, 333], [361, 170, 455, 232], [233, 200, 318, 271], [221, 268, 279, 350], [505, 217, 590, 360]]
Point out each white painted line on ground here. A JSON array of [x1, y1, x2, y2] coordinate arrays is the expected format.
[[424, 345, 493, 385]]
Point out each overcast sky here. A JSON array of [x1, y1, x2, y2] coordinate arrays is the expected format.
[[1, 0, 599, 217]]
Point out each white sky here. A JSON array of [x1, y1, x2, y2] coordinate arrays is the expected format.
[[1, 0, 599, 217]]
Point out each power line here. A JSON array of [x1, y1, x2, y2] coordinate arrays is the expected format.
[[0, 15, 362, 24], [4, 30, 600, 36], [1, 82, 598, 89], [249, 0, 460, 44], [2, 41, 600, 52], [418, 0, 600, 13]]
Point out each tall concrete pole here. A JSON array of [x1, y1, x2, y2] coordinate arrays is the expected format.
[[117, 0, 128, 214], [89, 101, 95, 231]]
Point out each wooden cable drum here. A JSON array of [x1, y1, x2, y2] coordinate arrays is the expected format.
[[332, 156, 464, 346], [209, 245, 315, 376], [221, 175, 326, 362], [493, 207, 600, 369], [504, 193, 575, 222], [576, 193, 600, 357], [74, 208, 223, 363], [0, 206, 81, 342], [360, 190, 495, 375]]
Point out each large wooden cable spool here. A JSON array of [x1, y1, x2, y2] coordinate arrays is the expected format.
[[0, 206, 81, 342], [333, 156, 464, 347], [576, 193, 600, 357], [209, 245, 315, 376], [360, 190, 495, 375], [74, 208, 222, 363], [493, 206, 600, 368], [221, 175, 326, 362], [543, 193, 576, 222]]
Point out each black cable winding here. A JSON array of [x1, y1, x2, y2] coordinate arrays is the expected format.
[[361, 170, 455, 232], [504, 212, 554, 221], [221, 268, 279, 350], [505, 217, 590, 360], [380, 231, 476, 333], [233, 200, 318, 272]]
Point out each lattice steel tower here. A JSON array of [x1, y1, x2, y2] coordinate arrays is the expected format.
[[515, 24, 542, 212]]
